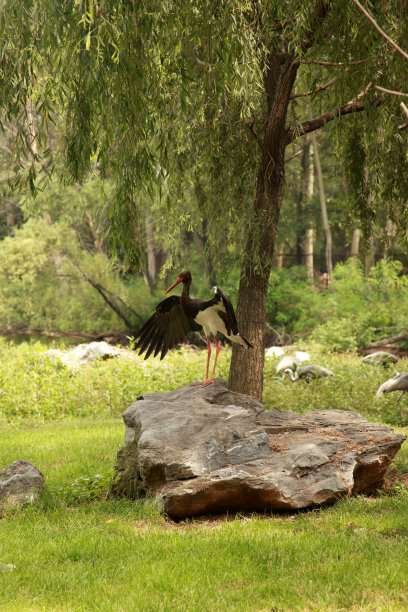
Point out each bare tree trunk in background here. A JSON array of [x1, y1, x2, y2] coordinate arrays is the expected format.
[[383, 218, 395, 261], [301, 135, 314, 281], [364, 169, 376, 277], [5, 201, 18, 234], [304, 227, 314, 281], [87, 213, 104, 254], [350, 228, 361, 258], [276, 242, 284, 269], [311, 130, 332, 281], [364, 233, 375, 276], [295, 188, 304, 266]]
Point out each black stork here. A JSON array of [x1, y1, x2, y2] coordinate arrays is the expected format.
[[134, 269, 253, 386]]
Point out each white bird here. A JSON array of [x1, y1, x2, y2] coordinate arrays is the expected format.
[[276, 351, 311, 374], [265, 346, 285, 358], [363, 351, 398, 367], [295, 350, 311, 362], [284, 364, 334, 381], [276, 355, 300, 374], [376, 372, 408, 401]]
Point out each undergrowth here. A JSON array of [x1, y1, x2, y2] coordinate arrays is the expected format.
[[1, 338, 408, 427]]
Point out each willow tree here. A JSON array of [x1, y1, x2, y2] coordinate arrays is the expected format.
[[1, 1, 408, 399]]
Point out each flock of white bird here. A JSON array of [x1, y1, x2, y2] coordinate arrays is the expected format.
[[266, 347, 408, 402]]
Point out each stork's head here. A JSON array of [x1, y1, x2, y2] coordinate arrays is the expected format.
[[164, 270, 192, 295]]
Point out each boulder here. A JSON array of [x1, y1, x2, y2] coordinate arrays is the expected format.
[[44, 341, 132, 369], [0, 460, 45, 507], [112, 379, 406, 519]]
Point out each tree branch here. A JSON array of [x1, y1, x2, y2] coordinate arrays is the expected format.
[[246, 120, 262, 149], [302, 59, 367, 66], [360, 330, 408, 349], [374, 85, 408, 98], [351, 0, 408, 62], [298, 1, 333, 55], [285, 150, 302, 163], [65, 257, 141, 328], [285, 84, 379, 145], [290, 75, 340, 100], [398, 102, 408, 130]]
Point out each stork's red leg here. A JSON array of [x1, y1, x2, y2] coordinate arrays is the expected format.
[[201, 335, 220, 387], [193, 335, 212, 386]]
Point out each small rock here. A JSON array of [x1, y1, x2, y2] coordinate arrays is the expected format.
[[0, 460, 45, 507]]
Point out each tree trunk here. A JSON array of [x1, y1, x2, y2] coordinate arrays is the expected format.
[[301, 136, 314, 281], [383, 218, 394, 261], [311, 130, 332, 281], [364, 233, 375, 277], [276, 242, 284, 269], [296, 136, 314, 269], [304, 226, 314, 281], [350, 228, 361, 258], [295, 187, 304, 266], [228, 54, 299, 400], [5, 201, 18, 234]]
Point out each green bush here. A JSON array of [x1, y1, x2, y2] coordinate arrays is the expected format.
[[267, 267, 321, 333], [266, 259, 408, 350], [311, 317, 358, 352]]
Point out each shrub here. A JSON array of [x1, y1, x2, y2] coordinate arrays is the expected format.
[[311, 317, 358, 352]]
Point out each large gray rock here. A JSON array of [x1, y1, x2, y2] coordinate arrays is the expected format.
[[0, 460, 45, 507], [112, 379, 406, 519]]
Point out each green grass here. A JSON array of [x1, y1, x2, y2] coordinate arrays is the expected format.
[[0, 341, 408, 610], [1, 338, 407, 427], [263, 347, 408, 427]]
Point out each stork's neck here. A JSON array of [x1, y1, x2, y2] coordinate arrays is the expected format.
[[181, 279, 191, 299]]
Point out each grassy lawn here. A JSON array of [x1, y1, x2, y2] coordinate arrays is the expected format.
[[1, 342, 408, 610]]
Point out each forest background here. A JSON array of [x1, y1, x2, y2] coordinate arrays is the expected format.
[[0, 0, 408, 361], [1, 120, 407, 356]]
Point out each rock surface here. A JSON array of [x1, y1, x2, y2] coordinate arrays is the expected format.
[[0, 460, 45, 507], [112, 379, 406, 519]]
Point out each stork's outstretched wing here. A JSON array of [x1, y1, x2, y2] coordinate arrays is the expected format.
[[134, 296, 202, 360], [215, 288, 239, 335]]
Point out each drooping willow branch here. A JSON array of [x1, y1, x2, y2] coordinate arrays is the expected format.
[[351, 0, 408, 62]]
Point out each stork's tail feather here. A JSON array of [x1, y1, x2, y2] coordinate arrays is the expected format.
[[232, 333, 253, 348]]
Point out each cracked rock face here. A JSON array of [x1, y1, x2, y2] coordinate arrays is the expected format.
[[112, 379, 406, 519], [0, 460, 45, 507]]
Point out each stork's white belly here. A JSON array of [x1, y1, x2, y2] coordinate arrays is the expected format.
[[195, 306, 228, 337]]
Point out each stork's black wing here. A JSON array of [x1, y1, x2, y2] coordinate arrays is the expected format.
[[214, 288, 239, 335], [134, 296, 202, 360]]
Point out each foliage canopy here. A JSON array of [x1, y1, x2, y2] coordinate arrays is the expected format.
[[1, 0, 407, 267]]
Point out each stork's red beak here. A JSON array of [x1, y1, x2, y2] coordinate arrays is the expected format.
[[164, 276, 183, 295]]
